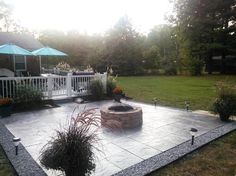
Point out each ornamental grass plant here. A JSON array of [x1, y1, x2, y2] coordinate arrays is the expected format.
[[40, 108, 100, 176]]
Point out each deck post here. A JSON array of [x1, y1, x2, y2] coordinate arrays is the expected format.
[[103, 72, 107, 94], [67, 72, 72, 97], [47, 74, 53, 98]]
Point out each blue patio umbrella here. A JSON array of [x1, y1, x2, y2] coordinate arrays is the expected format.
[[0, 44, 33, 73], [32, 46, 67, 56], [32, 47, 68, 71], [0, 43, 33, 55]]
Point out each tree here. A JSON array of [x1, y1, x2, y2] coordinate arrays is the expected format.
[[0, 1, 12, 31], [0, 1, 30, 33], [38, 30, 99, 68], [171, 0, 236, 74], [142, 45, 160, 70], [102, 16, 145, 75], [146, 24, 178, 75]]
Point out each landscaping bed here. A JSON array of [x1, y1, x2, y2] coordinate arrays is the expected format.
[[13, 99, 59, 113]]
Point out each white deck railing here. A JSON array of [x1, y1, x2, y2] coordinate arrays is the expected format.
[[0, 73, 107, 99]]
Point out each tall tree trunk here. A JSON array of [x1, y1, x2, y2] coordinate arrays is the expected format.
[[221, 52, 226, 74], [221, 18, 228, 74], [207, 54, 213, 74]]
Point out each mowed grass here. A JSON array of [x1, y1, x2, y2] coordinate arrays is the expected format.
[[118, 75, 236, 110], [0, 146, 16, 176], [149, 130, 236, 176]]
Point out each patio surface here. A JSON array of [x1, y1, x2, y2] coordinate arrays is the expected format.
[[0, 100, 228, 176]]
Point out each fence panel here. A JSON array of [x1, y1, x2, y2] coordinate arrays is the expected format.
[[0, 77, 48, 98], [71, 75, 95, 96], [0, 73, 107, 99]]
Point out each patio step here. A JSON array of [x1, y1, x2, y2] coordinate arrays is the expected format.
[[52, 96, 74, 104], [52, 96, 86, 104]]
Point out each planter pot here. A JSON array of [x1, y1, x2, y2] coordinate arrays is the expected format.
[[113, 94, 124, 103], [0, 105, 12, 117], [219, 113, 230, 121]]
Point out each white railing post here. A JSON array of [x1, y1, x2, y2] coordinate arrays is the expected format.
[[95, 72, 107, 94], [67, 72, 72, 97], [103, 72, 107, 94], [47, 75, 53, 98]]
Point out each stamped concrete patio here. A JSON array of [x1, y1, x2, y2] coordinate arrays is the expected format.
[[0, 100, 231, 176]]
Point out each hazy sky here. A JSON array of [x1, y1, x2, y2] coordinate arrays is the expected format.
[[6, 0, 173, 34]]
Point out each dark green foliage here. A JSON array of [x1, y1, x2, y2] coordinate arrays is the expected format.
[[37, 1, 236, 76], [163, 66, 177, 76], [188, 58, 204, 76], [40, 108, 99, 176], [145, 25, 179, 75], [160, 58, 177, 75], [103, 16, 145, 76], [13, 85, 43, 108], [172, 0, 236, 74], [106, 77, 116, 97], [213, 82, 236, 121], [89, 79, 104, 100]]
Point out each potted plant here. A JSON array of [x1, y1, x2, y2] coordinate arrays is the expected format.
[[0, 98, 13, 117], [112, 87, 124, 103]]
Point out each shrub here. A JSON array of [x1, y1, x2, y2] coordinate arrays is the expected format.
[[160, 58, 177, 75], [40, 108, 100, 176], [212, 82, 236, 121], [13, 85, 43, 107], [89, 79, 104, 100], [188, 58, 204, 76], [164, 66, 177, 75], [106, 76, 117, 97]]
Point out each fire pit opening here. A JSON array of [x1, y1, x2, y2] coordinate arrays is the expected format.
[[108, 104, 134, 112]]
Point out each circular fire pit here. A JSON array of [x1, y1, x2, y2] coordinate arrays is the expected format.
[[100, 103, 143, 129]]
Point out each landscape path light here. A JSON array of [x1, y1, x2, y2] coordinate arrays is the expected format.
[[153, 97, 158, 108], [190, 128, 198, 145], [13, 137, 21, 155], [185, 101, 190, 111]]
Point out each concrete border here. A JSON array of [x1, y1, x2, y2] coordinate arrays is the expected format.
[[113, 121, 236, 176], [0, 121, 47, 176]]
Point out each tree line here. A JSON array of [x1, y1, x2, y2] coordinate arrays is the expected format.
[[1, 0, 236, 75]]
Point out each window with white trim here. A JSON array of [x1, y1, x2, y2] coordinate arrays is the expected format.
[[15, 56, 26, 71]]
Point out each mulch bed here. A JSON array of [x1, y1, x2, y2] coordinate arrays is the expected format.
[[12, 99, 60, 113]]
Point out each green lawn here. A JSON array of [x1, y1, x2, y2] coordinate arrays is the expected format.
[[118, 75, 236, 110], [149, 130, 236, 176], [0, 145, 16, 176]]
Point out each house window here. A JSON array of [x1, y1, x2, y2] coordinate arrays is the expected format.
[[15, 56, 26, 71]]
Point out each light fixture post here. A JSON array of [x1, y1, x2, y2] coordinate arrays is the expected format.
[[191, 135, 194, 145], [185, 101, 190, 111], [190, 128, 198, 145], [13, 137, 21, 155], [153, 98, 158, 108]]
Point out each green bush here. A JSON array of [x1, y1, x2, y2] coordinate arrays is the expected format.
[[160, 58, 177, 75], [106, 76, 117, 97], [40, 108, 99, 176], [89, 79, 104, 100], [13, 85, 44, 107], [188, 58, 204, 76], [213, 82, 236, 121], [164, 66, 177, 75]]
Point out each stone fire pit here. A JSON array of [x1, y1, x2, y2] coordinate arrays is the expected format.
[[100, 103, 143, 129]]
